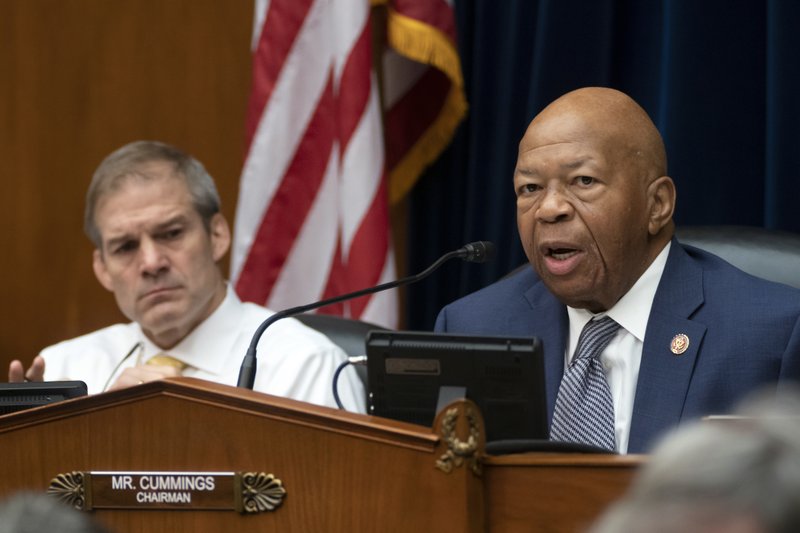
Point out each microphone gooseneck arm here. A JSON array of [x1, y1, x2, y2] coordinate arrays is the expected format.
[[236, 241, 495, 389]]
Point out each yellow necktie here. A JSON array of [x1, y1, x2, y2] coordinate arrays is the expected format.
[[145, 353, 187, 372]]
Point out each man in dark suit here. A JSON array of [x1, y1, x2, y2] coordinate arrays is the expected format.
[[435, 87, 800, 453]]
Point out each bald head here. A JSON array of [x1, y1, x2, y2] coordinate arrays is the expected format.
[[523, 87, 667, 184], [514, 87, 676, 311]]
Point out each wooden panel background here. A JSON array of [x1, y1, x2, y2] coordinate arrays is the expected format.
[[0, 1, 254, 370]]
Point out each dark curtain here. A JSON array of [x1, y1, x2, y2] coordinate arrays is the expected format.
[[405, 0, 800, 330]]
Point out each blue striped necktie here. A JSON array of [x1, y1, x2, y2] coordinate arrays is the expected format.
[[550, 316, 620, 451]]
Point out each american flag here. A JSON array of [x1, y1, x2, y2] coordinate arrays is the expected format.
[[231, 0, 465, 328]]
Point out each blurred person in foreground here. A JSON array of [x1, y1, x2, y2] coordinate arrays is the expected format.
[[0, 492, 110, 533], [590, 389, 800, 533]]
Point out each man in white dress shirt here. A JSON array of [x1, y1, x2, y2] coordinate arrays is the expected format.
[[8, 141, 365, 412]]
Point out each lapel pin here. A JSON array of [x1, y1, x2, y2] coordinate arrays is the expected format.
[[670, 333, 690, 355]]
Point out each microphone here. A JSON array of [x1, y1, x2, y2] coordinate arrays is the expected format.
[[236, 241, 496, 389]]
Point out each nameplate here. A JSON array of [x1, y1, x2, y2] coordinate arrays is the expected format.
[[47, 471, 285, 514]]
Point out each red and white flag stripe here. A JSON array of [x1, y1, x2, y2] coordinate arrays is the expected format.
[[231, 0, 397, 328]]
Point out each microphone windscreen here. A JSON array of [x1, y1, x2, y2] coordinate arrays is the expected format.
[[461, 241, 495, 263]]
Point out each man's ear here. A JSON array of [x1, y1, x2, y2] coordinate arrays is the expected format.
[[647, 176, 676, 235], [209, 213, 231, 262], [92, 249, 114, 292]]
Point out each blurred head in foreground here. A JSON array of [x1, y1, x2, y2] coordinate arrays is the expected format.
[[590, 389, 800, 533], [0, 492, 110, 533]]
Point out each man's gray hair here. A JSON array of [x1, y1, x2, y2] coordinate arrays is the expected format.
[[591, 389, 800, 533], [84, 140, 221, 248]]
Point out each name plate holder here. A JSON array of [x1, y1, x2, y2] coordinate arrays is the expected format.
[[47, 471, 286, 514]]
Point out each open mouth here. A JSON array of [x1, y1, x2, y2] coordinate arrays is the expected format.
[[547, 247, 579, 260], [539, 244, 584, 276]]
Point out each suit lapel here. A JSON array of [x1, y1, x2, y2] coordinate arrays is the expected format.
[[628, 242, 707, 453], [522, 280, 568, 427]]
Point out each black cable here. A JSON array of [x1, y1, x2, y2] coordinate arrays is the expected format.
[[332, 359, 350, 410], [102, 341, 142, 392], [332, 356, 367, 411]]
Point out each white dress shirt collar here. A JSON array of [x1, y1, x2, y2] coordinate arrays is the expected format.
[[134, 285, 258, 376], [566, 242, 671, 360]]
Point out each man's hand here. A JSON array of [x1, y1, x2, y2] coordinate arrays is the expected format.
[[106, 364, 182, 391], [8, 356, 45, 382]]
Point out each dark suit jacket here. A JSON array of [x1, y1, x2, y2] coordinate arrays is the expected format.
[[434, 240, 800, 453]]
